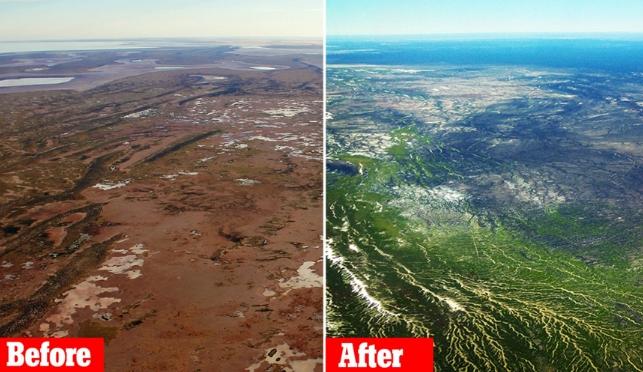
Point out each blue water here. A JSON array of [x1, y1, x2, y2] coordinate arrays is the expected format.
[[327, 36, 643, 72]]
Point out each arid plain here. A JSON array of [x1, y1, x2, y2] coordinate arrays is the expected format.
[[0, 42, 323, 371]]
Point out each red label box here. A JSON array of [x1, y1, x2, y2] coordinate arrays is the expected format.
[[0, 338, 104, 371], [326, 338, 433, 371]]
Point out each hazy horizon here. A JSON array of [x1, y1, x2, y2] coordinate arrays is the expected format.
[[0, 36, 323, 42], [328, 0, 643, 36], [0, 0, 323, 41], [0, 37, 322, 54]]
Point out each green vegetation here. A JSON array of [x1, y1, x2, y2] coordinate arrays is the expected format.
[[327, 132, 642, 372], [327, 65, 643, 372]]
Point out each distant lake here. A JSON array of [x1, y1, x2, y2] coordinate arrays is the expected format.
[[0, 40, 160, 54], [154, 66, 185, 70], [0, 77, 74, 87]]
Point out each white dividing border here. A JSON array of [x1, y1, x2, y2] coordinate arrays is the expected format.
[[322, 0, 328, 369]]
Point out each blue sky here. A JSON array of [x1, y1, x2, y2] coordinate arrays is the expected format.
[[328, 0, 643, 36], [0, 0, 322, 40]]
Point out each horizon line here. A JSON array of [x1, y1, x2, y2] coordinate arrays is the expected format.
[[0, 36, 323, 43]]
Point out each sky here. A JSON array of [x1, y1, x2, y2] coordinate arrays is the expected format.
[[0, 0, 323, 40], [328, 0, 643, 36]]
